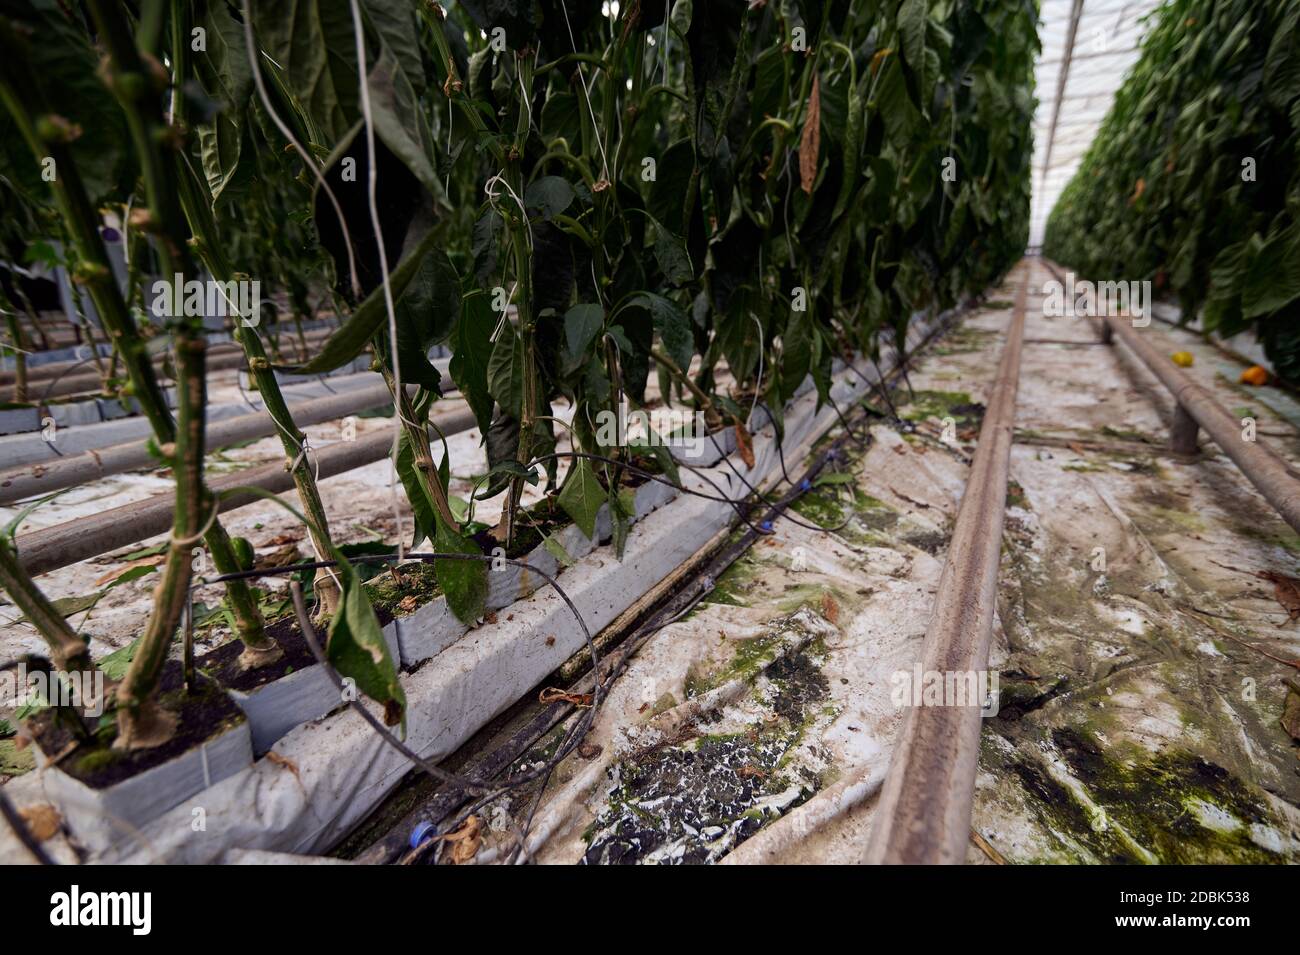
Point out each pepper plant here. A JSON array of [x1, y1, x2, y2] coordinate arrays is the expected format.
[[1044, 0, 1300, 384], [0, 0, 1035, 750]]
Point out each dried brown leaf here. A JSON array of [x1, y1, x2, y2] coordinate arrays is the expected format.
[[799, 75, 821, 195], [442, 814, 482, 864], [94, 555, 163, 587], [254, 542, 302, 571], [820, 592, 840, 624], [1258, 570, 1300, 625], [735, 423, 756, 469], [20, 803, 61, 841], [1281, 682, 1300, 742]]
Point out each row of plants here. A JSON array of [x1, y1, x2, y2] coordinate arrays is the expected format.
[[1042, 0, 1300, 384], [0, 0, 1033, 791]]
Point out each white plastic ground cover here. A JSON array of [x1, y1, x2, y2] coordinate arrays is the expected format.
[[0, 306, 956, 862]]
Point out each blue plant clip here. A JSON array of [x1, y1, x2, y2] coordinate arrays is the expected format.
[[409, 820, 435, 849]]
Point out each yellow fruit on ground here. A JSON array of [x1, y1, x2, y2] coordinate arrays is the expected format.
[[1171, 351, 1194, 367]]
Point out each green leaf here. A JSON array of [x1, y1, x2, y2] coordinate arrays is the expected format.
[[364, 41, 443, 197], [525, 176, 576, 220], [609, 486, 635, 559], [432, 511, 487, 624], [328, 558, 406, 730], [392, 247, 461, 390], [193, 0, 254, 206], [814, 472, 856, 486], [471, 210, 503, 284], [542, 535, 574, 568], [274, 227, 441, 375], [1242, 227, 1300, 318], [650, 216, 694, 287], [626, 293, 693, 372], [42, 592, 101, 619], [564, 303, 605, 365], [557, 457, 604, 540], [98, 638, 140, 681], [479, 410, 520, 499], [487, 324, 525, 418], [450, 291, 496, 436], [251, 0, 359, 144], [898, 0, 928, 71]]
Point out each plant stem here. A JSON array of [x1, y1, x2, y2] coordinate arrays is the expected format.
[[170, 4, 340, 613], [114, 334, 205, 746], [0, 536, 94, 675], [650, 345, 722, 429], [91, 2, 276, 702]]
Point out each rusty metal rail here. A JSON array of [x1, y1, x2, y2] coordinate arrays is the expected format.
[[864, 273, 1028, 864], [1042, 258, 1300, 533]]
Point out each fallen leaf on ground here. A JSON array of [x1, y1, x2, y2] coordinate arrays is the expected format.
[[442, 815, 482, 864], [820, 592, 840, 624], [19, 803, 61, 841], [1258, 570, 1300, 625], [95, 555, 164, 587], [264, 531, 304, 546], [254, 543, 302, 571], [265, 751, 302, 785], [539, 687, 594, 707], [1282, 680, 1300, 742]]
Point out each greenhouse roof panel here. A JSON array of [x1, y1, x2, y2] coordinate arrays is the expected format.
[[1030, 0, 1163, 247]]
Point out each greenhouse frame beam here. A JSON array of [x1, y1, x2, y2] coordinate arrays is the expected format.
[[1039, 0, 1088, 195]]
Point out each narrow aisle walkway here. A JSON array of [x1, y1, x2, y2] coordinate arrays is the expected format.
[[975, 258, 1300, 863], [443, 259, 1300, 864]]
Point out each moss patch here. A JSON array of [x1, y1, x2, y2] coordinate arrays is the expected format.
[[1007, 725, 1290, 863]]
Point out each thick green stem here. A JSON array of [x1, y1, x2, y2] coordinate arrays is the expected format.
[[172, 90, 340, 614], [0, 537, 94, 675], [114, 335, 205, 747]]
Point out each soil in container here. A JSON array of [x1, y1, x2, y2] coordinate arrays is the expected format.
[[195, 562, 442, 693], [469, 495, 574, 559], [26, 661, 243, 788]]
